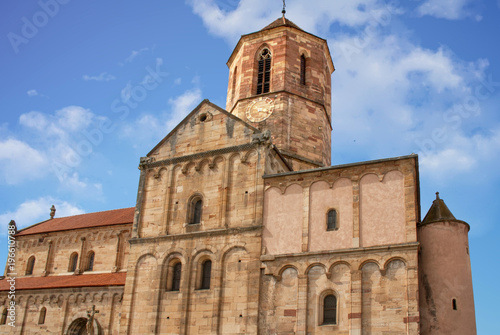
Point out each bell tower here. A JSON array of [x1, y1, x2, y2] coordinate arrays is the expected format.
[[226, 16, 334, 170]]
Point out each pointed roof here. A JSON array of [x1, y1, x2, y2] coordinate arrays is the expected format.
[[422, 192, 456, 224], [421, 192, 468, 229], [147, 99, 259, 158], [260, 17, 303, 32]]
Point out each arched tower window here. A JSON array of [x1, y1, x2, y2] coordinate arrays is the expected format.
[[327, 209, 338, 231], [26, 256, 35, 275], [300, 54, 306, 85], [257, 48, 272, 95], [323, 294, 337, 325], [188, 195, 203, 224], [231, 66, 238, 102], [86, 251, 95, 271], [0, 308, 7, 325], [68, 252, 78, 272], [200, 260, 212, 290], [171, 262, 182, 291], [38, 307, 46, 324]]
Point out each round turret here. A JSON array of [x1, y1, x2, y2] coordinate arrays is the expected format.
[[418, 192, 476, 334]]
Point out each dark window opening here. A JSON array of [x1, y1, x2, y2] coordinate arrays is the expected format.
[[69, 252, 78, 272], [232, 66, 238, 101], [199, 113, 207, 122], [300, 54, 306, 85], [327, 209, 338, 231], [257, 49, 271, 95], [452, 299, 457, 310], [192, 199, 202, 224], [201, 260, 212, 290], [171, 262, 182, 291], [1, 308, 7, 325], [38, 307, 46, 324], [86, 251, 95, 271], [323, 295, 337, 325], [26, 256, 35, 275]]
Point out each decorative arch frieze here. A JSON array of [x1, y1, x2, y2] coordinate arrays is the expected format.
[[305, 262, 328, 276]]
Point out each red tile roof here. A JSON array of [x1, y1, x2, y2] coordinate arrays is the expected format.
[[0, 272, 126, 291], [15, 207, 135, 236]]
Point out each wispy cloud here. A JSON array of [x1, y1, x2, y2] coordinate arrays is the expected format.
[[27, 89, 48, 98], [0, 138, 49, 184], [1, 106, 110, 194], [83, 72, 116, 82], [0, 197, 85, 234], [416, 0, 474, 20], [120, 85, 202, 149], [120, 47, 149, 65]]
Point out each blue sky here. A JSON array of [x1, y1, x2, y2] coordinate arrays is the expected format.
[[1, 0, 499, 332]]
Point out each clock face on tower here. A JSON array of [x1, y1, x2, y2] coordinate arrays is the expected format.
[[246, 97, 274, 123]]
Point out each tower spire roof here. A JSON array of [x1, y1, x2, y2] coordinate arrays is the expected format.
[[421, 192, 458, 224], [260, 17, 303, 32]]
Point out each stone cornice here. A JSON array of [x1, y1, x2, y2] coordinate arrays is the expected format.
[[260, 242, 420, 262], [141, 142, 265, 170], [129, 225, 263, 245]]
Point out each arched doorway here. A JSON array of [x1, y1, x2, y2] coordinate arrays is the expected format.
[[66, 317, 102, 335]]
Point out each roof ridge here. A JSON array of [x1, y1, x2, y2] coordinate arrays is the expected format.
[[51, 206, 134, 220]]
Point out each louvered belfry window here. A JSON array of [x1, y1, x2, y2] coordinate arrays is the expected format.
[[257, 48, 271, 95]]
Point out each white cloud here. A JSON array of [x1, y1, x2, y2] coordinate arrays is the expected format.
[[0, 139, 49, 184], [120, 86, 202, 148], [419, 129, 500, 180], [417, 0, 473, 20], [58, 172, 104, 199], [26, 89, 48, 98], [55, 106, 94, 132], [0, 197, 85, 234], [168, 88, 202, 122], [187, 0, 402, 42], [83, 72, 116, 82], [14, 106, 112, 190]]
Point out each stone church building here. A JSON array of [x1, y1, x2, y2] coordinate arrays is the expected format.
[[0, 17, 476, 334]]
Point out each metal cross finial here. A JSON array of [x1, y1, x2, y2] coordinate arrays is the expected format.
[[282, 0, 286, 16]]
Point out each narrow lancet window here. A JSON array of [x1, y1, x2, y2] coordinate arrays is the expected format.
[[201, 260, 212, 289], [257, 48, 271, 95], [69, 252, 78, 272], [26, 256, 35, 275], [38, 307, 46, 324], [1, 308, 7, 325], [323, 294, 337, 325], [300, 54, 306, 85], [327, 209, 338, 231], [86, 251, 95, 271], [171, 262, 182, 291], [189, 195, 203, 224]]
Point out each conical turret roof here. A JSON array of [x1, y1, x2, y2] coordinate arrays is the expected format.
[[422, 192, 456, 224]]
